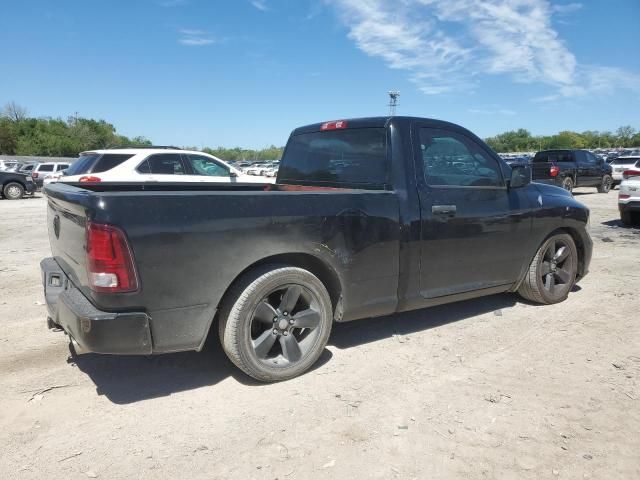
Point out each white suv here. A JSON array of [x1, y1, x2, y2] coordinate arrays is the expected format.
[[32, 162, 71, 187], [618, 163, 640, 226], [610, 156, 640, 187], [56, 148, 272, 185]]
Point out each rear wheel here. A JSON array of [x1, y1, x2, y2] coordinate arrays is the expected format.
[[597, 175, 612, 193], [3, 182, 25, 200], [561, 177, 574, 193], [518, 233, 578, 305], [621, 211, 633, 226], [219, 265, 333, 382]]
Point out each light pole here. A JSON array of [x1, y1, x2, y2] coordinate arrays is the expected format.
[[388, 91, 400, 116]]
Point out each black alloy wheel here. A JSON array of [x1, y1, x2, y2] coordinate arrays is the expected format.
[[219, 265, 333, 382], [539, 238, 575, 301]]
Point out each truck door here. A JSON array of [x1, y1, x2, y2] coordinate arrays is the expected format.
[[414, 126, 533, 298], [575, 151, 597, 186]]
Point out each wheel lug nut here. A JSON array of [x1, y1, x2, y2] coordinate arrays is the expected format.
[[273, 317, 278, 323], [283, 311, 288, 316], [283, 331, 288, 336], [273, 329, 278, 335], [289, 319, 294, 325]]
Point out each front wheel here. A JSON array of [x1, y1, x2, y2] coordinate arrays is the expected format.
[[518, 233, 578, 305], [219, 265, 333, 382], [3, 182, 25, 200], [597, 175, 612, 193]]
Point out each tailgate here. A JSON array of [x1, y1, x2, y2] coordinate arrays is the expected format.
[[531, 161, 553, 180], [46, 184, 94, 290]]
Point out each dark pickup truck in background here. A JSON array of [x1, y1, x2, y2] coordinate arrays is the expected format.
[[41, 117, 592, 381], [531, 149, 613, 193], [0, 170, 36, 199]]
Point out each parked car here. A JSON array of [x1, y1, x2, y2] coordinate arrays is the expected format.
[[32, 162, 71, 187], [57, 148, 271, 184], [41, 116, 592, 381], [19, 163, 38, 174], [503, 156, 530, 168], [42, 169, 67, 186], [0, 170, 36, 199], [531, 149, 613, 193], [610, 156, 640, 187], [618, 166, 640, 225], [0, 160, 22, 171], [246, 163, 271, 176]]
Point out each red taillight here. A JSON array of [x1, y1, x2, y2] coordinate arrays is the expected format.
[[619, 194, 631, 199], [550, 165, 560, 177], [320, 120, 348, 130], [79, 176, 102, 182], [622, 169, 640, 180], [32, 172, 39, 178], [86, 222, 138, 293]]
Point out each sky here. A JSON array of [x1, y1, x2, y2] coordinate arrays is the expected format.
[[1, 0, 639, 148]]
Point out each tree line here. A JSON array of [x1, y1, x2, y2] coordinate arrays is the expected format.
[[2, 102, 637, 159], [0, 102, 152, 157], [0, 102, 284, 161], [484, 126, 639, 153]]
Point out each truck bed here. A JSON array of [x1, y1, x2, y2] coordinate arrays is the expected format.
[[45, 181, 401, 352]]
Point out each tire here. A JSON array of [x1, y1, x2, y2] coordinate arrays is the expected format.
[[3, 182, 25, 200], [621, 211, 633, 226], [597, 174, 612, 193], [218, 265, 333, 382], [518, 233, 578, 305], [561, 176, 574, 193]]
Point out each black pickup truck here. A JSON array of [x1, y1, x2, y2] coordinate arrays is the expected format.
[[531, 149, 613, 193], [41, 117, 592, 381], [0, 170, 37, 199]]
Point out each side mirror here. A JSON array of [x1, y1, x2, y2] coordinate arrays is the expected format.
[[229, 170, 238, 178], [509, 164, 531, 189]]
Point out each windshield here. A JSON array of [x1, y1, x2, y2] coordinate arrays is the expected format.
[[278, 127, 387, 187]]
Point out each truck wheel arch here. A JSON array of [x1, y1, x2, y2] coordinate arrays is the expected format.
[[514, 226, 587, 292], [215, 253, 343, 321]]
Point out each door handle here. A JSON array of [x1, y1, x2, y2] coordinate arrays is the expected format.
[[432, 205, 457, 216]]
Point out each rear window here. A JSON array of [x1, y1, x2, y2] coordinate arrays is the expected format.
[[278, 128, 387, 187], [67, 154, 100, 175], [611, 157, 640, 166], [533, 151, 573, 163]]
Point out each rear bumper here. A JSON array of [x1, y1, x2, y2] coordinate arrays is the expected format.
[[619, 201, 640, 213], [40, 257, 152, 355]]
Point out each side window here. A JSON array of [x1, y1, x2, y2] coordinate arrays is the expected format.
[[185, 154, 230, 177], [38, 164, 54, 172], [586, 152, 598, 165], [139, 154, 185, 175], [57, 164, 70, 171], [419, 128, 503, 187], [92, 154, 134, 173]]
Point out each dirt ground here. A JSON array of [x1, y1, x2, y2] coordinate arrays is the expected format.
[[1, 189, 638, 480]]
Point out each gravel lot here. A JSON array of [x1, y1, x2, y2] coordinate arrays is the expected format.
[[1, 190, 638, 480]]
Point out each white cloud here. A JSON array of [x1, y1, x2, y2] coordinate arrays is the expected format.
[[250, 0, 268, 11], [329, 0, 639, 100], [178, 29, 216, 46], [551, 2, 583, 14]]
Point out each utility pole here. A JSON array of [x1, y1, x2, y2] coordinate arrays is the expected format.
[[388, 91, 400, 116]]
